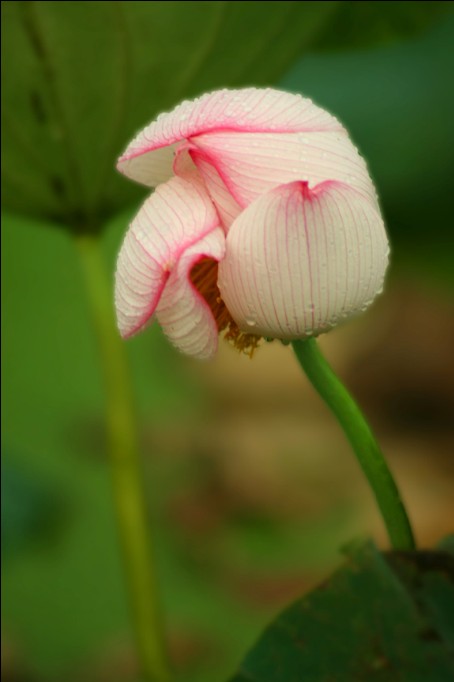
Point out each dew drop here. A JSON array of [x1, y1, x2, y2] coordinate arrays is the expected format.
[[245, 317, 256, 327]]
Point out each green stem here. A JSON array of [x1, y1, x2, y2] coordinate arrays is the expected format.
[[292, 338, 415, 551], [75, 233, 171, 682]]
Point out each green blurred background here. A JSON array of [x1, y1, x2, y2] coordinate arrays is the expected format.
[[2, 3, 454, 681]]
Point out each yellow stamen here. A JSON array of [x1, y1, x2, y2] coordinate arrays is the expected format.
[[190, 258, 261, 357]]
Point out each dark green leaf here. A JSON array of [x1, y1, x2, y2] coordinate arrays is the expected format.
[[230, 541, 454, 682], [1, 1, 339, 230], [313, 1, 454, 50]]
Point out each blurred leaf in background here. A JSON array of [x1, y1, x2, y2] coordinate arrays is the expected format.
[[1, 0, 340, 227], [311, 0, 452, 49], [2, 3, 454, 682], [1, 451, 65, 555]]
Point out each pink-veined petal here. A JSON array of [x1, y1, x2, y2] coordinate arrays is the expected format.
[[156, 228, 225, 360], [218, 181, 389, 340], [117, 88, 342, 186], [172, 144, 241, 229], [191, 130, 377, 209], [115, 176, 220, 338], [188, 147, 242, 229]]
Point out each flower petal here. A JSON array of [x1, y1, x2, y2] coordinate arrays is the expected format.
[[115, 176, 220, 338], [187, 147, 243, 229], [218, 181, 389, 340], [117, 88, 342, 186], [156, 228, 225, 360], [191, 130, 377, 209]]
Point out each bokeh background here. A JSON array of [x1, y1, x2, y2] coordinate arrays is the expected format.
[[2, 2, 454, 681]]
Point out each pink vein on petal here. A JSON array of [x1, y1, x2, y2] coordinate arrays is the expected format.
[[115, 175, 221, 338], [117, 88, 343, 187], [219, 181, 388, 340]]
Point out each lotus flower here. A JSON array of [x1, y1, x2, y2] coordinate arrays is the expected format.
[[115, 88, 388, 359]]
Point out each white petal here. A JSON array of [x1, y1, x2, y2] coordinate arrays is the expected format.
[[117, 142, 178, 188], [218, 181, 389, 339], [188, 147, 242, 229], [156, 228, 225, 360], [191, 130, 377, 208], [115, 176, 220, 338], [117, 88, 342, 186]]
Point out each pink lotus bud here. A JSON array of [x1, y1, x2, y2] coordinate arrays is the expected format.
[[115, 88, 389, 358]]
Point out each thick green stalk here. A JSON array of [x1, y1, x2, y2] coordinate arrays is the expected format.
[[75, 233, 171, 682], [292, 338, 415, 551]]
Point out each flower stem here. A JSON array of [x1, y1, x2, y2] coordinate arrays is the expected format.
[[75, 233, 171, 682], [292, 338, 415, 551]]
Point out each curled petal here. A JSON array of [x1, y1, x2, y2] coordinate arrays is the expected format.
[[188, 147, 243, 229], [191, 130, 377, 209], [218, 181, 389, 340], [115, 176, 220, 338], [156, 228, 225, 360], [117, 88, 342, 186]]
